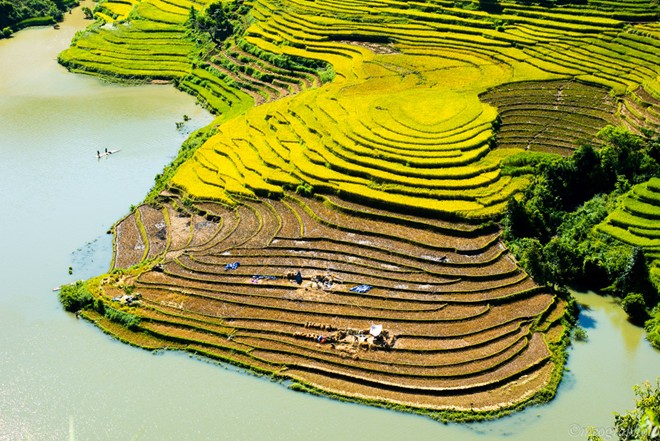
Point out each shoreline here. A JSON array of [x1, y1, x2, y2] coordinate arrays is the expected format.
[[43, 0, 656, 430], [62, 192, 572, 422]]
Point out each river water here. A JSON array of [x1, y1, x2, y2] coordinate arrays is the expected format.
[[0, 5, 657, 440]]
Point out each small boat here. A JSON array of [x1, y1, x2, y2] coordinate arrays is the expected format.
[[96, 149, 121, 158]]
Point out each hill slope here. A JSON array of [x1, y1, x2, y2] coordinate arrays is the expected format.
[[57, 0, 660, 419]]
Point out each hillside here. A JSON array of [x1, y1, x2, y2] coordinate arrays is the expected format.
[[599, 177, 660, 282], [58, 0, 660, 420]]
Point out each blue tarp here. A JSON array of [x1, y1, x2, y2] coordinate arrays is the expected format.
[[225, 262, 240, 271], [350, 284, 372, 293], [252, 275, 277, 280]]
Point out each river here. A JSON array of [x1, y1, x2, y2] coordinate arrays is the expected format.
[[0, 4, 657, 440]]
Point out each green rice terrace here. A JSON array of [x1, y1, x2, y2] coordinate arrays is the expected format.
[[599, 177, 660, 294], [58, 0, 660, 420]]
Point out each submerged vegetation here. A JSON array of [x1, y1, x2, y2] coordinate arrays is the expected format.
[[55, 0, 660, 421]]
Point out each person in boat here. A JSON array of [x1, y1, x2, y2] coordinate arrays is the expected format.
[[97, 150, 100, 158], [105, 148, 108, 154]]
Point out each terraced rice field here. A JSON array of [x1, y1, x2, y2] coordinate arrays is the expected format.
[[153, 0, 660, 216], [481, 80, 620, 155], [170, 59, 537, 219], [59, 19, 197, 80], [58, 0, 330, 118], [94, 194, 566, 415], [598, 177, 660, 286], [62, 0, 660, 418]]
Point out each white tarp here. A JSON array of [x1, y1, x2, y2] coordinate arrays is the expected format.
[[370, 324, 383, 337]]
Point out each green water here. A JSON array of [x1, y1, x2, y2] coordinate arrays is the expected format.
[[0, 5, 657, 440]]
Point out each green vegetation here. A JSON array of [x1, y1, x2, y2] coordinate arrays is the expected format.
[[59, 280, 93, 312], [103, 305, 141, 330], [60, 275, 143, 333], [56, 0, 660, 420], [587, 379, 660, 441], [573, 325, 589, 342], [503, 127, 660, 346], [646, 313, 660, 350], [622, 292, 650, 325], [188, 0, 246, 43], [0, 0, 79, 37]]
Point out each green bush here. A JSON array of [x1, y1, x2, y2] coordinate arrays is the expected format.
[[94, 298, 106, 315], [59, 281, 93, 312], [104, 306, 141, 330], [573, 326, 588, 341], [15, 16, 56, 29], [645, 308, 660, 350], [613, 247, 655, 299], [295, 182, 314, 197], [621, 292, 649, 324]]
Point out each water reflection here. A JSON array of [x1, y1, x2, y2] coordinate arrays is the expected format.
[[576, 292, 645, 354], [578, 305, 597, 329]]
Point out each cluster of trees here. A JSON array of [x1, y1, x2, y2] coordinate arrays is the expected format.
[[184, 0, 334, 82], [0, 0, 79, 38], [187, 0, 249, 43], [59, 280, 93, 312], [478, 0, 587, 13], [503, 126, 660, 328], [60, 280, 141, 329]]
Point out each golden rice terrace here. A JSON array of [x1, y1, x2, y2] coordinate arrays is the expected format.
[[61, 0, 660, 420]]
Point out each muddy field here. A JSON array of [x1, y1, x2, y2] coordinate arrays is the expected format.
[[98, 193, 568, 416]]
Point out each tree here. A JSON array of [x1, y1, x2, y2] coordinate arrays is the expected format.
[[81, 6, 93, 19], [571, 144, 608, 205], [505, 197, 532, 238], [588, 380, 660, 441], [614, 381, 660, 441], [518, 238, 549, 284], [615, 247, 654, 300], [194, 2, 234, 42], [621, 292, 649, 324], [188, 5, 197, 25], [59, 281, 93, 312], [599, 125, 645, 184], [478, 0, 502, 13], [0, 1, 16, 28], [544, 236, 579, 286]]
